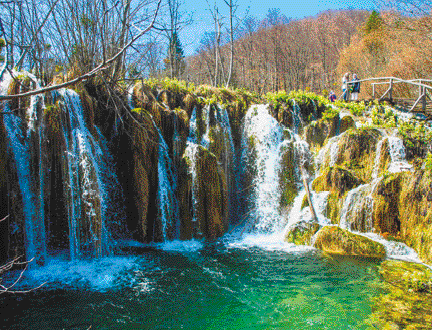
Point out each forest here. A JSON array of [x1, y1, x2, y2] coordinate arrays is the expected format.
[[1, 0, 432, 329], [1, 0, 432, 97]]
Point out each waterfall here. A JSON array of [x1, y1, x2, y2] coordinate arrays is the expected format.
[[155, 126, 179, 240], [58, 89, 119, 259], [1, 72, 47, 265], [291, 100, 304, 134], [183, 104, 236, 237], [388, 135, 413, 173], [372, 136, 386, 179], [241, 104, 285, 232], [315, 133, 344, 170]]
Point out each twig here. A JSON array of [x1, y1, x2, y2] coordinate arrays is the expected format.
[[0, 0, 162, 101]]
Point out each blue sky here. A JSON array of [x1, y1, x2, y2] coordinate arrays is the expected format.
[[180, 0, 376, 55]]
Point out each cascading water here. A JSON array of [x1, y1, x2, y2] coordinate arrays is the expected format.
[[155, 126, 179, 240], [291, 100, 305, 134], [57, 89, 118, 259], [1, 72, 47, 265], [388, 135, 413, 172], [184, 104, 236, 236], [241, 104, 285, 232]]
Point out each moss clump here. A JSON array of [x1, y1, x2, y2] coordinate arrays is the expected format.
[[372, 173, 402, 235], [303, 120, 328, 153], [129, 111, 159, 241], [313, 166, 363, 195], [398, 171, 432, 263], [44, 102, 64, 154], [195, 146, 228, 239], [337, 127, 381, 182], [279, 142, 298, 209], [313, 226, 386, 258], [339, 115, 356, 134], [366, 260, 432, 329], [397, 120, 432, 160], [312, 166, 363, 224], [7, 74, 33, 117], [285, 221, 321, 246]]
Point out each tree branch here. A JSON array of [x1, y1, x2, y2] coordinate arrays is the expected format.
[[0, 0, 162, 101]]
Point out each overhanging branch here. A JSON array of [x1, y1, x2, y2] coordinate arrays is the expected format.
[[0, 0, 162, 101]]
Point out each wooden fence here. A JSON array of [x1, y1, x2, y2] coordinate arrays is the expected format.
[[341, 77, 432, 115]]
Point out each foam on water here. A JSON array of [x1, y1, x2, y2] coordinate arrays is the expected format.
[[225, 232, 315, 253], [14, 255, 141, 292], [359, 233, 423, 264], [158, 239, 204, 253]]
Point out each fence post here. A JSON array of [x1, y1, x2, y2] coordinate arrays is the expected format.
[[372, 83, 375, 99], [389, 78, 393, 102]]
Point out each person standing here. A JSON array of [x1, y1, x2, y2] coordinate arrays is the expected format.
[[350, 73, 361, 101], [329, 90, 336, 102], [341, 72, 350, 101]]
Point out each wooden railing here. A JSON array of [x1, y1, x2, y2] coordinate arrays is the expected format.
[[341, 77, 432, 113]]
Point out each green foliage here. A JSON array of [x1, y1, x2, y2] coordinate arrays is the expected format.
[[165, 31, 186, 78], [424, 152, 432, 174], [321, 106, 339, 120], [397, 120, 432, 149], [371, 106, 397, 127], [0, 38, 5, 48], [364, 10, 383, 34]]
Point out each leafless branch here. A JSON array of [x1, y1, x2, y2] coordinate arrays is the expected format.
[[0, 215, 9, 222], [0, 256, 46, 295], [0, 0, 162, 101]]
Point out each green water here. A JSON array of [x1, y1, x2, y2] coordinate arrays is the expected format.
[[1, 235, 381, 330]]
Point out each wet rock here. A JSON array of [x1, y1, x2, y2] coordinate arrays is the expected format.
[[312, 166, 363, 224], [367, 260, 432, 329], [285, 221, 321, 246], [313, 226, 386, 258]]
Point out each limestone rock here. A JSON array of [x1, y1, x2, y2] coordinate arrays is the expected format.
[[285, 221, 321, 246], [313, 226, 386, 258]]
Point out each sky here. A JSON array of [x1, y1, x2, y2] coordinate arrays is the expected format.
[[180, 0, 376, 55]]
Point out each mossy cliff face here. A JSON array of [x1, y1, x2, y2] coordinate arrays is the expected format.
[[372, 173, 402, 236], [0, 115, 13, 262], [179, 146, 228, 240], [312, 166, 363, 224], [398, 171, 432, 263], [313, 226, 386, 258], [279, 142, 299, 212], [43, 102, 69, 250], [367, 260, 432, 329], [335, 128, 381, 182], [129, 110, 159, 241]]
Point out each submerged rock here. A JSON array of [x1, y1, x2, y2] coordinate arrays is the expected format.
[[285, 220, 321, 246], [367, 260, 432, 329], [313, 226, 386, 258]]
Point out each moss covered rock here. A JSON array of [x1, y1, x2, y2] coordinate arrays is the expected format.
[[339, 115, 356, 134], [312, 166, 363, 224], [129, 110, 159, 241], [336, 127, 381, 182], [313, 226, 386, 258], [367, 260, 432, 329], [285, 221, 321, 246], [179, 146, 229, 240], [372, 173, 402, 235], [279, 142, 298, 209], [398, 171, 432, 263]]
